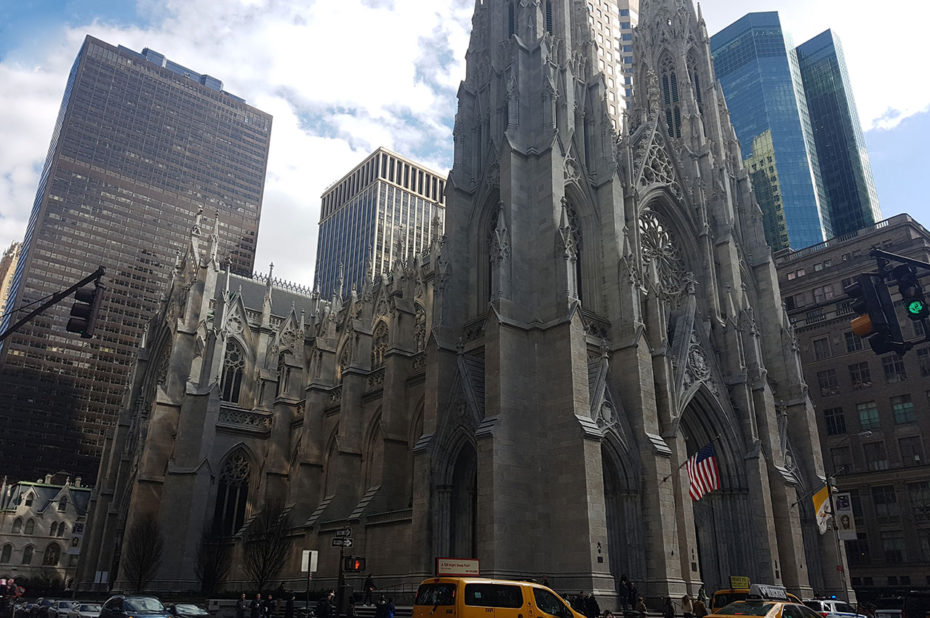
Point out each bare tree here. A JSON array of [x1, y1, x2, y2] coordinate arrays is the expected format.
[[122, 513, 164, 592], [196, 530, 232, 593], [243, 503, 293, 592]]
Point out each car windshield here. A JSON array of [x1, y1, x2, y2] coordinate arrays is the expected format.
[[716, 603, 776, 616], [124, 598, 165, 612], [175, 606, 208, 615], [80, 605, 101, 612], [834, 605, 857, 614]]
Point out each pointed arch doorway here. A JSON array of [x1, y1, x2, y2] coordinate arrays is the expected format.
[[602, 438, 646, 595], [679, 388, 755, 593], [449, 442, 477, 558]]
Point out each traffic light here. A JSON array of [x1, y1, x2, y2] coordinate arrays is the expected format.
[[892, 264, 929, 321], [66, 283, 105, 338], [343, 557, 366, 572], [844, 273, 903, 355]]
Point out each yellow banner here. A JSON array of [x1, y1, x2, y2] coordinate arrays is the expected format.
[[813, 485, 831, 535]]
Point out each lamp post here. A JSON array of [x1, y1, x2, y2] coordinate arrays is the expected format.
[[826, 430, 872, 602]]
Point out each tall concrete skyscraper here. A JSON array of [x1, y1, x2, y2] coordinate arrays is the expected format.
[[313, 148, 446, 299], [0, 36, 271, 482], [796, 30, 881, 238], [710, 12, 830, 251]]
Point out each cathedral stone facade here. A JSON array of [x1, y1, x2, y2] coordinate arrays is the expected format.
[[77, 0, 847, 604]]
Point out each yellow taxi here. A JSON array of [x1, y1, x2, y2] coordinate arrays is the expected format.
[[708, 586, 816, 618], [413, 577, 586, 618]]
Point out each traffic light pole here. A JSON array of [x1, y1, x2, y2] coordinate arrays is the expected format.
[[0, 266, 105, 343], [871, 248, 930, 272]]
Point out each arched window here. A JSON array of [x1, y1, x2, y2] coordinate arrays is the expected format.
[[660, 56, 681, 138], [277, 352, 291, 397], [545, 1, 553, 33], [371, 323, 388, 369], [58, 496, 67, 512], [42, 543, 60, 566], [508, 2, 515, 36], [24, 519, 35, 535], [21, 545, 33, 565], [0, 544, 11, 563], [50, 522, 58, 537], [11, 518, 22, 534], [58, 523, 67, 537], [213, 451, 250, 536], [221, 340, 245, 403]]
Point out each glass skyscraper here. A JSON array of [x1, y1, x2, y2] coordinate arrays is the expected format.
[[710, 12, 830, 251], [314, 148, 445, 298], [0, 36, 271, 481], [796, 30, 881, 237]]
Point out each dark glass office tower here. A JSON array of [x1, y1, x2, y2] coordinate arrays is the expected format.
[[796, 30, 881, 237], [711, 12, 830, 251], [314, 148, 445, 298], [0, 36, 272, 481]]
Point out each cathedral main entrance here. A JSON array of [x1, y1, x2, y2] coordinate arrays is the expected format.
[[680, 390, 755, 593]]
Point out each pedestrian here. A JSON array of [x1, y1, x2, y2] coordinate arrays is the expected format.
[[572, 593, 585, 612], [237, 594, 248, 618], [663, 597, 675, 618], [386, 598, 395, 618], [251, 594, 263, 618], [693, 599, 707, 618], [266, 595, 277, 618], [542, 577, 550, 589], [604, 612, 616, 618], [584, 593, 601, 618], [628, 583, 638, 613], [697, 586, 707, 605], [619, 576, 630, 611], [374, 597, 388, 618], [635, 597, 647, 618], [285, 595, 295, 618], [317, 591, 335, 618], [364, 574, 376, 606], [682, 594, 694, 618]]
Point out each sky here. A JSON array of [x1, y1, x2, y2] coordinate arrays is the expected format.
[[0, 0, 928, 286]]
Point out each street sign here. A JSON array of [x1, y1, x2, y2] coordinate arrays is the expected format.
[[301, 549, 319, 573], [332, 537, 353, 548], [335, 527, 352, 537]]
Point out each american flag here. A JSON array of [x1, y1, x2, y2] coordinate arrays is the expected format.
[[687, 443, 720, 501]]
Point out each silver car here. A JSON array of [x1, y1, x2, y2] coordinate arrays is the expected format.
[[48, 601, 78, 618], [67, 604, 102, 618], [803, 600, 868, 618]]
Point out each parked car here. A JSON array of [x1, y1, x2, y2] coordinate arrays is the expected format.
[[13, 602, 36, 618], [67, 604, 102, 618], [31, 599, 57, 618], [99, 596, 172, 618], [166, 605, 208, 618], [802, 599, 868, 618], [48, 601, 78, 618]]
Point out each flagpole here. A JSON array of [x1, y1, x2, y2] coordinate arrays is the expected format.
[[660, 433, 722, 485]]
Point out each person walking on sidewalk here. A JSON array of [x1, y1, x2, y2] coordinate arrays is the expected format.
[[364, 575, 376, 606]]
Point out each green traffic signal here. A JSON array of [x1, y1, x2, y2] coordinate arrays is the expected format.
[[908, 299, 927, 317]]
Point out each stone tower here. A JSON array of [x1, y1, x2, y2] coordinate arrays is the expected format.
[[421, 0, 841, 601]]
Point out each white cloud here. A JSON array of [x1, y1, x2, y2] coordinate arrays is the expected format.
[[0, 0, 472, 286], [1, 0, 925, 288]]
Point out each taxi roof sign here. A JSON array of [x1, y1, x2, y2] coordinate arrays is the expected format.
[[749, 584, 789, 601]]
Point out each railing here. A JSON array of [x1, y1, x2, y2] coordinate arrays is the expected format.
[[218, 407, 272, 432], [775, 214, 923, 264]]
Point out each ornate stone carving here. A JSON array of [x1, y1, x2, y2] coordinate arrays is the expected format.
[[218, 408, 272, 432], [640, 209, 687, 301], [415, 304, 427, 352]]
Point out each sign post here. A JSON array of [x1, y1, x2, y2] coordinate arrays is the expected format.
[[334, 528, 351, 618], [301, 550, 318, 618]]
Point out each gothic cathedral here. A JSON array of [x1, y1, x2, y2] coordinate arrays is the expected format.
[[77, 0, 845, 603]]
